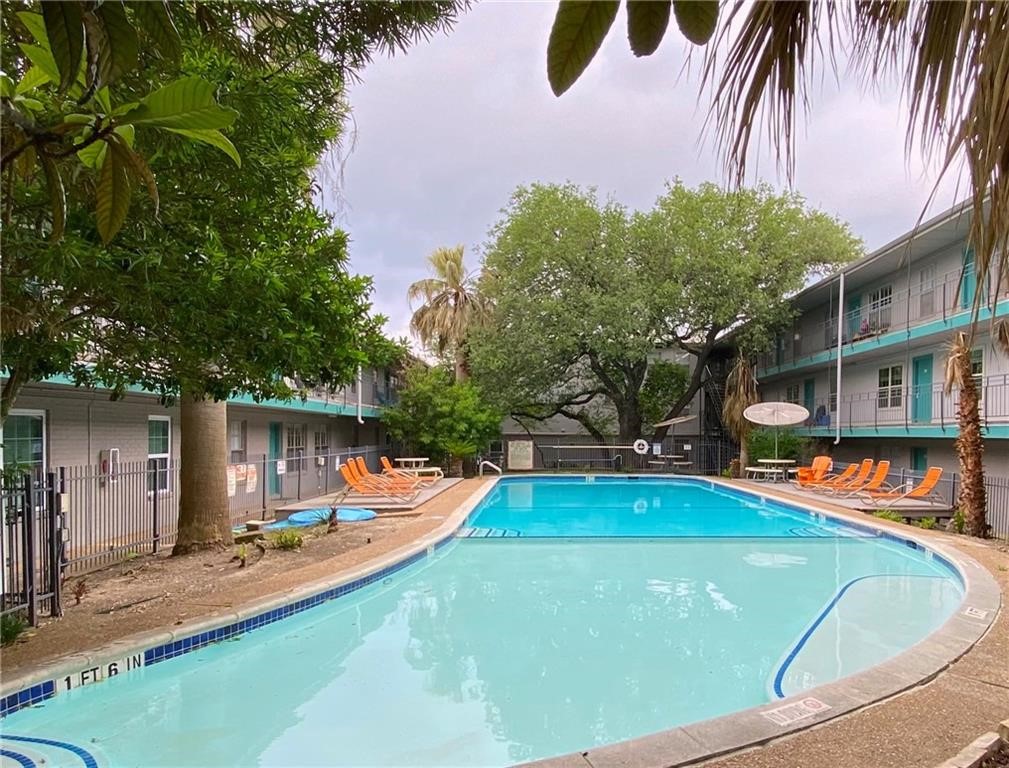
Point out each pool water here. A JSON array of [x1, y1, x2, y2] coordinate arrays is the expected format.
[[1, 478, 963, 767]]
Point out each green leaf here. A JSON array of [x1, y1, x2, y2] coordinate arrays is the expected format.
[[0, 74, 15, 98], [109, 135, 158, 215], [77, 137, 108, 169], [114, 124, 135, 147], [120, 77, 238, 130], [18, 43, 61, 84], [63, 113, 95, 125], [16, 66, 50, 93], [95, 86, 113, 114], [42, 2, 84, 91], [96, 146, 132, 243], [18, 97, 44, 111], [95, 1, 139, 83], [672, 0, 718, 46], [166, 127, 241, 166], [16, 11, 48, 46], [130, 0, 181, 62], [547, 1, 619, 97], [627, 0, 671, 57], [39, 155, 66, 242]]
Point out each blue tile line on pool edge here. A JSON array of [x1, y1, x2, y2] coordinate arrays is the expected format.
[[2, 541, 451, 718], [1, 735, 98, 768], [771, 573, 952, 699], [0, 748, 37, 768]]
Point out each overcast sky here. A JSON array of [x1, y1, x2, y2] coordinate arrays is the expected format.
[[327, 1, 961, 345]]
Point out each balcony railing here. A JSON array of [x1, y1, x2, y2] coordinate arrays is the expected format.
[[793, 374, 1009, 433], [758, 267, 1006, 372]]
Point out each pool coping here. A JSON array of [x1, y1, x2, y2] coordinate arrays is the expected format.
[[0, 473, 1001, 768]]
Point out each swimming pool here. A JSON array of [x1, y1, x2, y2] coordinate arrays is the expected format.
[[0, 477, 967, 767]]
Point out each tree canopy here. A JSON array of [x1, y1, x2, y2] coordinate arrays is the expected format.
[[470, 181, 861, 441]]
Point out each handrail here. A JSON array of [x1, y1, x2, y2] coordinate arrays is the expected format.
[[478, 460, 502, 476]]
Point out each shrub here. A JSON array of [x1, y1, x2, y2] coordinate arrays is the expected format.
[[952, 507, 966, 534], [271, 530, 304, 550], [916, 517, 937, 530], [746, 428, 810, 462], [1, 613, 27, 646], [873, 509, 905, 523]]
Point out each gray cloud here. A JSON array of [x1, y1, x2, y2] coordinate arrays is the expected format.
[[325, 2, 960, 343]]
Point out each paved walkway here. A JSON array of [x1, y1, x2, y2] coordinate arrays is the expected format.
[[277, 477, 463, 514]]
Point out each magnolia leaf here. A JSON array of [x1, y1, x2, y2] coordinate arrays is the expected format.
[[63, 113, 95, 125], [114, 123, 136, 147], [15, 143, 37, 182], [82, 10, 112, 90], [120, 77, 238, 130], [109, 135, 158, 215], [547, 0, 619, 96], [672, 0, 718, 46], [96, 1, 139, 83], [627, 0, 671, 56], [16, 65, 50, 93], [42, 2, 84, 91], [77, 137, 108, 169], [18, 97, 44, 111], [39, 155, 66, 242], [166, 127, 241, 166], [0, 74, 15, 98], [96, 146, 132, 243], [16, 11, 48, 45], [95, 86, 113, 114], [18, 43, 61, 84], [130, 0, 181, 62]]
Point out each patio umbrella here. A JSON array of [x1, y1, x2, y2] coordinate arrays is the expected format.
[[742, 402, 809, 459]]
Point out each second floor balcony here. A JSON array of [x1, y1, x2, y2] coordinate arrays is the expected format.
[[791, 373, 1009, 436]]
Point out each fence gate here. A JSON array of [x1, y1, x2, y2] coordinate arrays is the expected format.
[[1, 471, 64, 625]]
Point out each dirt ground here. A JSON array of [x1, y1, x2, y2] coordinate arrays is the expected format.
[[1, 478, 484, 675]]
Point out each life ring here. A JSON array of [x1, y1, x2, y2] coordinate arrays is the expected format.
[[632, 439, 649, 455], [633, 499, 647, 515]]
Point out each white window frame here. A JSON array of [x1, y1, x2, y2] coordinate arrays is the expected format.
[[313, 428, 329, 459], [868, 285, 893, 331], [877, 365, 903, 410], [971, 349, 984, 402], [2, 409, 47, 475], [286, 424, 307, 473], [148, 416, 171, 495], [785, 384, 800, 404], [228, 420, 247, 464], [918, 265, 936, 318]]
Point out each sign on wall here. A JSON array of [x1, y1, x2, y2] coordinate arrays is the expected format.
[[246, 465, 258, 493], [276, 460, 286, 476], [226, 466, 237, 497], [507, 440, 534, 471]]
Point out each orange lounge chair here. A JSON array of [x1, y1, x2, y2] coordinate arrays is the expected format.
[[339, 463, 418, 503], [798, 462, 857, 490], [354, 457, 422, 490], [792, 456, 832, 487], [815, 459, 873, 494], [860, 467, 945, 507], [829, 460, 891, 497], [380, 456, 441, 485]]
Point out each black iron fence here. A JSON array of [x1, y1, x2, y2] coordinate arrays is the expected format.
[[526, 438, 739, 476], [1, 472, 63, 624]]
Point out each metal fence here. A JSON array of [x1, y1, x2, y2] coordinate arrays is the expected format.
[[1, 472, 62, 623], [830, 460, 1009, 541], [527, 438, 739, 476]]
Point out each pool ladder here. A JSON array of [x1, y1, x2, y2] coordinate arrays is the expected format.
[[478, 460, 502, 476]]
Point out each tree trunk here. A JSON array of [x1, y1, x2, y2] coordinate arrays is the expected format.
[[0, 365, 30, 426], [954, 364, 987, 537], [448, 455, 464, 477], [173, 390, 233, 555], [651, 345, 713, 442], [454, 354, 468, 383], [618, 403, 643, 443]]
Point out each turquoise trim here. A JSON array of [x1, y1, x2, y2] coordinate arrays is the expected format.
[[801, 424, 1009, 439], [760, 300, 1009, 378], [28, 375, 382, 419]]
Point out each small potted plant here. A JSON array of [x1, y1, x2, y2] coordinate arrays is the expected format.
[[442, 438, 479, 478]]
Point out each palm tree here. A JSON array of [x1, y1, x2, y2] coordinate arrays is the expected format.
[[547, 2, 1009, 330], [722, 355, 759, 475], [408, 246, 488, 382], [944, 332, 988, 537]]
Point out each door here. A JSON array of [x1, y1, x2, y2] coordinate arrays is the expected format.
[[911, 447, 928, 472], [268, 422, 282, 497], [803, 378, 816, 418], [961, 249, 976, 309], [846, 295, 862, 340], [912, 354, 933, 423]]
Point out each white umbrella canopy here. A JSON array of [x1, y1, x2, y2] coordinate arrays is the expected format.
[[743, 402, 810, 459]]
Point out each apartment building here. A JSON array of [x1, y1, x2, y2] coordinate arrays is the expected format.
[[1, 368, 398, 502], [756, 201, 1009, 476]]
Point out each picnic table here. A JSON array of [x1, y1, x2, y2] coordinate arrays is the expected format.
[[395, 457, 430, 469], [746, 459, 796, 482]]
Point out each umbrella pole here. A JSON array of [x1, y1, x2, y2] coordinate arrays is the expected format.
[[775, 426, 779, 459]]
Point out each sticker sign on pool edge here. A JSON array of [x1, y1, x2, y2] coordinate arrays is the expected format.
[[57, 652, 145, 694], [761, 697, 831, 726]]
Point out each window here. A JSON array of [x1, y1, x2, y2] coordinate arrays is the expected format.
[[868, 285, 893, 331], [785, 384, 800, 404], [286, 425, 306, 472], [148, 417, 171, 493], [918, 265, 935, 318], [228, 420, 247, 464], [314, 429, 329, 458], [3, 411, 45, 474], [877, 366, 903, 409], [829, 374, 837, 412], [971, 349, 984, 396]]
